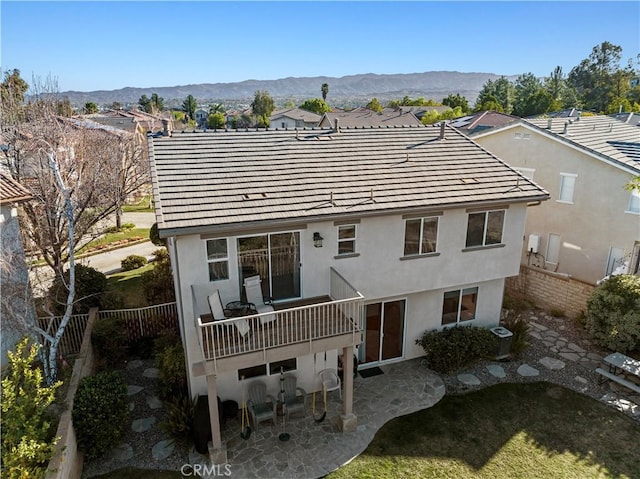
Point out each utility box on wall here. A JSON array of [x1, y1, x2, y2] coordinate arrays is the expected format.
[[528, 234, 540, 254]]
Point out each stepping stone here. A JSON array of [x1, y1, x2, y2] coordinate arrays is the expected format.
[[152, 439, 175, 461], [574, 376, 588, 384], [126, 359, 144, 370], [128, 401, 135, 412], [558, 352, 580, 362], [147, 395, 163, 409], [528, 331, 542, 340], [132, 416, 156, 432], [457, 373, 481, 386], [486, 364, 506, 378], [127, 385, 144, 396], [517, 364, 540, 377], [530, 321, 547, 331], [539, 357, 566, 370], [567, 343, 586, 353], [110, 443, 133, 461], [143, 367, 160, 379]]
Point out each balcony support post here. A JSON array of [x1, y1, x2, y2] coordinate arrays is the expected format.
[[338, 345, 357, 433], [206, 374, 227, 464]]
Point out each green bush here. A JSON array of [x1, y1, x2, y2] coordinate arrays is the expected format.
[[415, 325, 495, 374], [91, 317, 128, 369], [584, 274, 640, 353], [103, 223, 135, 234], [142, 248, 175, 305], [149, 223, 167, 246], [1, 338, 61, 479], [501, 313, 530, 358], [161, 394, 198, 447], [48, 264, 108, 314], [120, 254, 147, 271], [155, 342, 187, 400], [72, 371, 128, 459]]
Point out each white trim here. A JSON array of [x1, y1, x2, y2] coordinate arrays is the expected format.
[[557, 173, 577, 204], [626, 189, 640, 214], [361, 297, 407, 366]]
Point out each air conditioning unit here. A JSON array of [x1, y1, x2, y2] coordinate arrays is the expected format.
[[528, 234, 540, 254]]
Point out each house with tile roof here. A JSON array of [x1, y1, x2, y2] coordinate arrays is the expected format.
[[318, 107, 422, 128], [0, 173, 37, 368], [269, 108, 322, 129], [148, 124, 548, 460], [469, 114, 640, 289]]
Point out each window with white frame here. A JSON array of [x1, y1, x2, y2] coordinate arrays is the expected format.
[[558, 173, 577, 203], [206, 238, 229, 281], [627, 189, 640, 214], [404, 217, 438, 255], [546, 234, 561, 264], [337, 224, 356, 255], [465, 210, 505, 248], [442, 287, 478, 325], [605, 247, 625, 276]]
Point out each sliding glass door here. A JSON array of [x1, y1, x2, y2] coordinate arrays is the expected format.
[[237, 232, 301, 301], [362, 299, 406, 365]]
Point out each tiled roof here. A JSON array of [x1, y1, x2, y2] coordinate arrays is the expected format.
[[451, 111, 520, 136], [150, 126, 549, 235], [319, 108, 422, 128], [270, 108, 322, 123], [525, 115, 640, 173], [0, 172, 32, 205], [609, 112, 640, 127]]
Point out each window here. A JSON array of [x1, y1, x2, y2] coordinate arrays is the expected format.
[[404, 217, 438, 255], [206, 238, 229, 281], [442, 287, 478, 325], [338, 224, 356, 255], [605, 247, 625, 276], [237, 359, 297, 380], [238, 364, 267, 380], [268, 358, 297, 375], [546, 234, 561, 264], [627, 189, 640, 214], [465, 210, 505, 248], [514, 132, 522, 140], [558, 173, 577, 203]]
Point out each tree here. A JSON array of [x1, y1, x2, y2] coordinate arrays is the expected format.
[[321, 83, 329, 101], [151, 93, 164, 113], [208, 103, 224, 115], [474, 77, 515, 114], [1, 68, 29, 124], [442, 93, 469, 113], [182, 94, 197, 121], [110, 101, 122, 110], [207, 111, 226, 129], [365, 98, 383, 113], [251, 90, 275, 127], [420, 110, 440, 125], [84, 102, 98, 114], [512, 73, 551, 117], [138, 94, 152, 113], [299, 98, 331, 115]]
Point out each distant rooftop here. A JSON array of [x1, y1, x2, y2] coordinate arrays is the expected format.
[[318, 108, 422, 128]]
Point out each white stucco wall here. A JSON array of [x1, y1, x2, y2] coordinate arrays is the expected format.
[[475, 125, 640, 284]]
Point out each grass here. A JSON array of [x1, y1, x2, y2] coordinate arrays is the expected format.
[[327, 382, 640, 479], [77, 228, 150, 256], [107, 263, 154, 308], [122, 195, 154, 213]]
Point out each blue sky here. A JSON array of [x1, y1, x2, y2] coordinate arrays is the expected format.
[[2, 1, 639, 93]]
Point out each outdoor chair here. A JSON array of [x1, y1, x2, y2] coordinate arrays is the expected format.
[[282, 375, 306, 420], [319, 368, 342, 400], [243, 275, 276, 324], [247, 381, 277, 430], [207, 289, 251, 339]]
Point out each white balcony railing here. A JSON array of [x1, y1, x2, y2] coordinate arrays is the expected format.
[[197, 268, 363, 364]]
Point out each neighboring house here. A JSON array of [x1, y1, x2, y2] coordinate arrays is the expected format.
[[609, 112, 640, 127], [85, 108, 173, 135], [195, 109, 209, 128], [469, 114, 640, 285], [448, 111, 520, 136], [269, 108, 321, 129], [318, 107, 422, 128], [0, 172, 36, 369], [149, 124, 548, 459], [396, 105, 452, 121]]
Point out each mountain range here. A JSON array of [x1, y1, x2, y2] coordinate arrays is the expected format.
[[61, 71, 518, 107]]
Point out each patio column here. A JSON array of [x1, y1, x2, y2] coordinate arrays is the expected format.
[[338, 345, 357, 432], [206, 374, 227, 464]]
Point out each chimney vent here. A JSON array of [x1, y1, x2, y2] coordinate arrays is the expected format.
[[563, 122, 569, 135], [162, 119, 171, 136], [547, 118, 552, 129], [439, 122, 446, 140], [334, 118, 340, 133]]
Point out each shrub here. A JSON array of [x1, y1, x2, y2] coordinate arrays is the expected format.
[[103, 223, 135, 234], [149, 223, 167, 246], [72, 371, 128, 459], [120, 254, 147, 271], [155, 341, 187, 400], [161, 394, 198, 448], [48, 264, 108, 314], [1, 338, 61, 479], [549, 307, 565, 318], [584, 274, 640, 353], [91, 316, 128, 369], [415, 325, 494, 374], [501, 313, 530, 357], [142, 248, 175, 305]]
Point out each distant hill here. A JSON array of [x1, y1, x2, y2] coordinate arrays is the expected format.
[[61, 71, 518, 107]]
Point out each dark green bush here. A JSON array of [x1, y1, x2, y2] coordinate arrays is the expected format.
[[155, 341, 187, 400], [142, 248, 175, 305], [48, 264, 108, 314], [72, 371, 128, 459], [584, 274, 640, 353], [161, 394, 198, 448], [91, 316, 128, 369], [120, 254, 147, 271], [501, 313, 530, 358], [416, 325, 494, 374], [149, 223, 167, 246]]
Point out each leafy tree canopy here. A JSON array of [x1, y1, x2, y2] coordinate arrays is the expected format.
[[251, 90, 275, 127], [299, 98, 331, 114], [366, 97, 383, 113], [84, 102, 98, 114], [182, 94, 197, 121], [442, 93, 469, 113], [207, 111, 226, 129]]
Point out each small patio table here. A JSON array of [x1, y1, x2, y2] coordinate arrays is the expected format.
[[224, 301, 256, 318], [603, 352, 640, 378]]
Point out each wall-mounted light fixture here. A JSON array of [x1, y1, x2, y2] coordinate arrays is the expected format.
[[313, 232, 323, 248]]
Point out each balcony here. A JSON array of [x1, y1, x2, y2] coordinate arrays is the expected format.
[[194, 268, 364, 374]]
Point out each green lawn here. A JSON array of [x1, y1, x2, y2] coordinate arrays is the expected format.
[[122, 195, 154, 213], [77, 228, 150, 256], [328, 382, 640, 479], [106, 263, 154, 308]]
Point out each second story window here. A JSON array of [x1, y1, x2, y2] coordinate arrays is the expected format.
[[465, 210, 505, 248], [558, 173, 577, 203], [627, 189, 640, 214], [404, 217, 438, 256], [337, 224, 356, 255], [206, 238, 229, 281]]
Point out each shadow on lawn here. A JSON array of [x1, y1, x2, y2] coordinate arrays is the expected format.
[[364, 382, 640, 478]]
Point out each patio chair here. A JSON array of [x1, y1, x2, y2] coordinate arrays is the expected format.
[[319, 368, 342, 400], [247, 381, 277, 430], [282, 375, 306, 420], [243, 275, 276, 324], [207, 289, 250, 338]]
